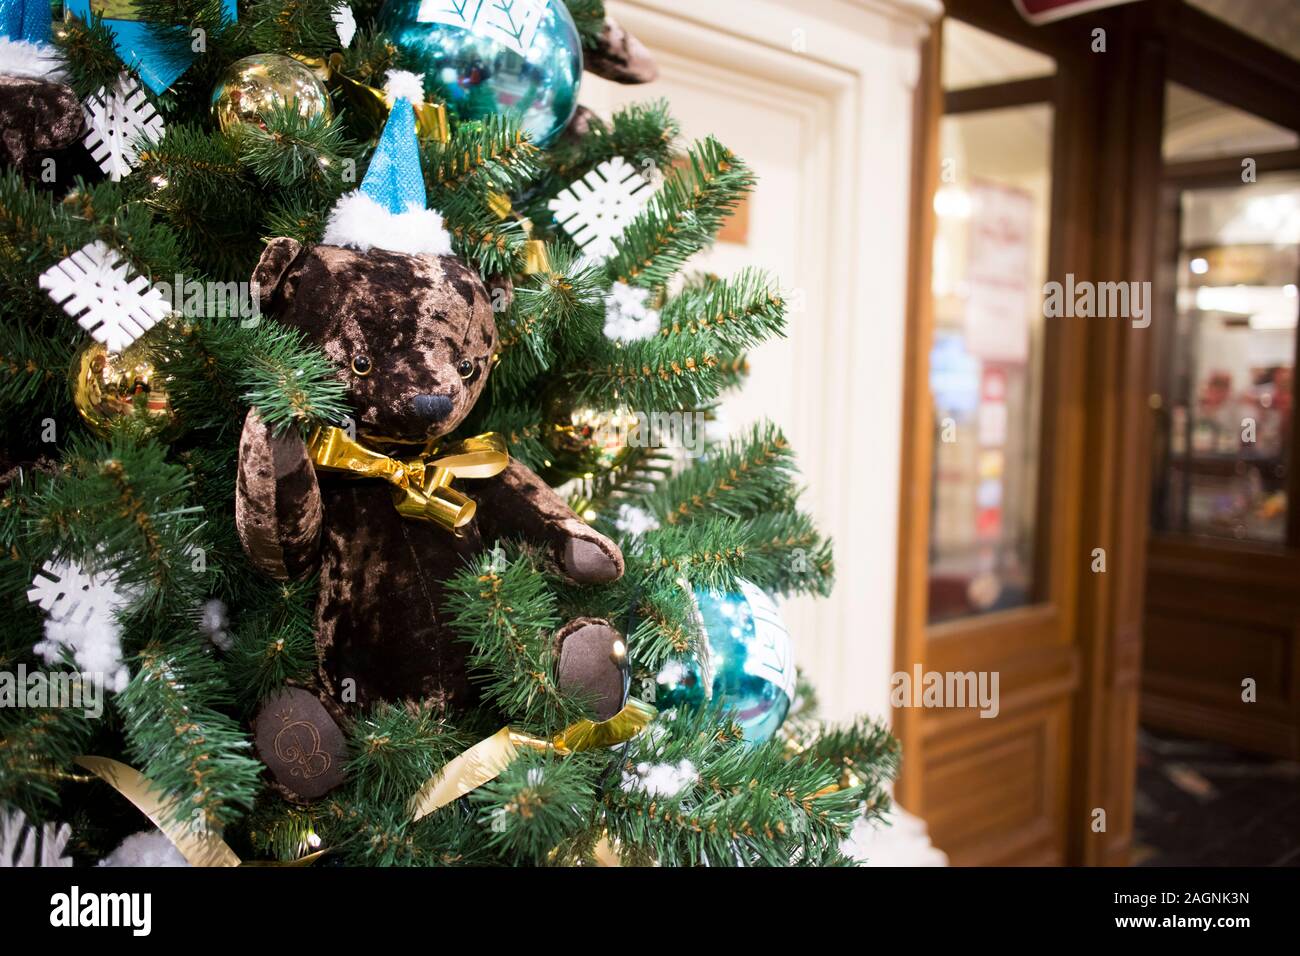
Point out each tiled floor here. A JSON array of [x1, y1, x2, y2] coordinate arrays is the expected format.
[[1133, 727, 1300, 866]]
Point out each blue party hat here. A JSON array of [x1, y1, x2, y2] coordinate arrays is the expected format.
[[1, 0, 50, 46], [322, 71, 452, 257]]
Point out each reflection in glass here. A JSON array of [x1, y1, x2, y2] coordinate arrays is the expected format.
[[1152, 175, 1299, 543], [927, 104, 1053, 623]]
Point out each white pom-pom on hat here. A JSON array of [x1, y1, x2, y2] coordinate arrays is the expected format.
[[0, 37, 65, 80], [383, 70, 425, 104], [322, 190, 453, 257]]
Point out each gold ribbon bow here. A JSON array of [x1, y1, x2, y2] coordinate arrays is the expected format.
[[409, 698, 658, 821], [307, 426, 509, 532]]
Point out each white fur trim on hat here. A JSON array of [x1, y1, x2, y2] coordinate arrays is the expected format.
[[321, 190, 454, 256], [383, 70, 425, 104], [0, 38, 65, 81]]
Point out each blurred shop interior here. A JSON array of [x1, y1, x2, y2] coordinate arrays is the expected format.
[[893, 0, 1300, 866]]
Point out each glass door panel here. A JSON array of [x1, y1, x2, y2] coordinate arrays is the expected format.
[[927, 33, 1055, 624], [1152, 174, 1300, 543]]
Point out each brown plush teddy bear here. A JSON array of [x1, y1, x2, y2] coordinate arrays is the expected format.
[[0, 37, 85, 175], [236, 238, 627, 719]]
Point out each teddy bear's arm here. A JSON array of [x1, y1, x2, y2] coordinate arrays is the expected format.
[[235, 408, 323, 580], [468, 460, 624, 585]]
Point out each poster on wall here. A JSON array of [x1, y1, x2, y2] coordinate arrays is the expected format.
[[964, 180, 1035, 364]]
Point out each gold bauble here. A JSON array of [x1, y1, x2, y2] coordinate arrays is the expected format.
[[71, 338, 176, 437], [210, 54, 332, 135], [541, 389, 640, 481]]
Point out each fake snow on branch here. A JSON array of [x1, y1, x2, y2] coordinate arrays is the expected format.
[[82, 73, 164, 181], [549, 156, 654, 263], [38, 240, 172, 352], [27, 558, 133, 693]]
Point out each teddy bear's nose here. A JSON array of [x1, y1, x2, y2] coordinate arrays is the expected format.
[[413, 394, 454, 421]]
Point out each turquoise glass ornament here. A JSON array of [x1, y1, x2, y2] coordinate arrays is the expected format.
[[379, 0, 582, 147], [656, 580, 796, 744]]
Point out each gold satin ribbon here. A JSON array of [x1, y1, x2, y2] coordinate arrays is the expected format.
[[75, 756, 243, 867], [409, 697, 658, 821], [76, 756, 326, 867], [307, 427, 509, 532]]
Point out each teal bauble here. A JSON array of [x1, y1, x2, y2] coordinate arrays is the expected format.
[[656, 581, 796, 744], [379, 0, 582, 147]]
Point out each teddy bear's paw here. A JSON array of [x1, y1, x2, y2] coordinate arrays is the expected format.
[[559, 523, 625, 585], [555, 618, 627, 721]]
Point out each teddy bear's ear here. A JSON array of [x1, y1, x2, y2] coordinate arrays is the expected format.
[[251, 237, 305, 313]]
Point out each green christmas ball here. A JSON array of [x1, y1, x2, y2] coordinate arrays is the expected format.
[[379, 0, 582, 146]]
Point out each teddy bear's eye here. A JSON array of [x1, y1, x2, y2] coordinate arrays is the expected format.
[[351, 355, 372, 377], [456, 359, 476, 380]]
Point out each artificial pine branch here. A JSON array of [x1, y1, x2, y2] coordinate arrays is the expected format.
[[438, 192, 529, 278], [630, 516, 750, 591], [0, 707, 95, 817], [443, 549, 586, 730], [245, 0, 343, 56], [461, 400, 548, 472], [117, 640, 261, 829], [605, 137, 755, 289], [471, 749, 602, 862], [0, 324, 74, 412], [346, 702, 470, 804], [737, 510, 835, 598], [50, 12, 126, 100], [23, 436, 207, 611], [562, 0, 607, 49], [239, 321, 351, 432], [643, 422, 798, 525], [658, 268, 787, 350], [423, 116, 541, 205], [226, 585, 318, 708], [577, 334, 722, 409], [234, 104, 355, 193]]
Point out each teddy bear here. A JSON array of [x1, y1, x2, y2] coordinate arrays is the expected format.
[[236, 237, 629, 722]]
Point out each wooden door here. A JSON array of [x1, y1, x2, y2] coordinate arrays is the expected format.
[[1143, 150, 1300, 759], [894, 12, 1088, 866]]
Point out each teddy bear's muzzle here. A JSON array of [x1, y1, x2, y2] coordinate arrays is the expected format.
[[413, 393, 455, 422]]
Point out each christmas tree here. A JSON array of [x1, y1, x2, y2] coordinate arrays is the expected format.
[[0, 0, 898, 867]]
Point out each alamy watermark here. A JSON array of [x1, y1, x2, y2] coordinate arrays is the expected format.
[[0, 666, 104, 718], [1043, 273, 1151, 328], [151, 275, 262, 326], [890, 664, 1000, 718], [593, 410, 710, 458]]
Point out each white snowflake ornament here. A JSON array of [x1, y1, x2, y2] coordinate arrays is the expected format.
[[28, 559, 132, 692], [549, 156, 654, 264], [82, 73, 164, 181], [39, 240, 172, 352], [1, 807, 73, 868]]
